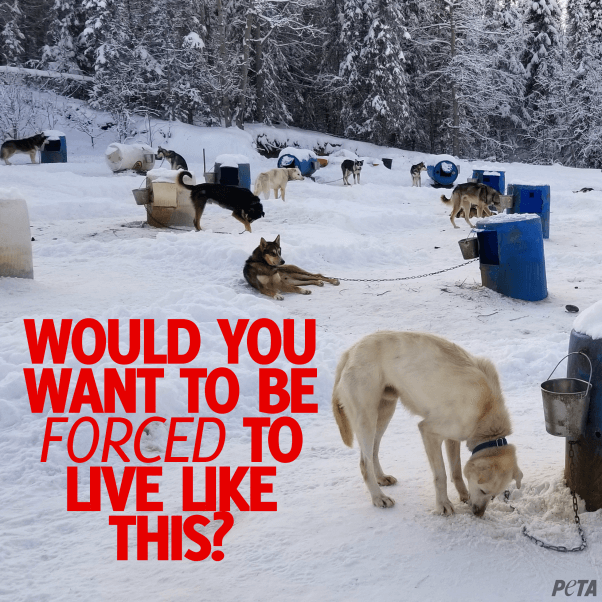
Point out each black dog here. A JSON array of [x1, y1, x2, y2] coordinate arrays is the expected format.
[[177, 171, 265, 232]]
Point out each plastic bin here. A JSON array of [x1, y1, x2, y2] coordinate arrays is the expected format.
[[476, 214, 547, 301], [507, 184, 550, 239], [472, 170, 505, 194]]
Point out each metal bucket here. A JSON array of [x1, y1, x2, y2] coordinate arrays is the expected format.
[[458, 232, 479, 259], [132, 188, 150, 205], [204, 172, 216, 184], [541, 352, 592, 439]]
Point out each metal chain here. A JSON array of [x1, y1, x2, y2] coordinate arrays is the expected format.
[[503, 441, 587, 553], [337, 258, 479, 282]]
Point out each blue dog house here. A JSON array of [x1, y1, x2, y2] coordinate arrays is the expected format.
[[472, 170, 505, 194], [566, 320, 602, 510], [277, 147, 319, 176], [476, 214, 547, 301], [427, 160, 459, 187], [40, 130, 67, 163], [506, 184, 550, 239], [214, 154, 251, 190]]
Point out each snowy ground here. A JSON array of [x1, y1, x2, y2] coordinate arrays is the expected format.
[[1, 116, 602, 602]]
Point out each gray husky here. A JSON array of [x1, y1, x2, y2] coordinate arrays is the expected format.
[[156, 146, 188, 170], [410, 161, 426, 187], [441, 182, 502, 228]]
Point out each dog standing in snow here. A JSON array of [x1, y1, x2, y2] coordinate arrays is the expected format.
[[253, 167, 305, 201], [341, 159, 363, 186]]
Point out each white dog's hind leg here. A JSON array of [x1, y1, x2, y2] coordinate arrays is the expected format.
[[356, 411, 395, 508], [373, 396, 398, 486], [445, 439, 469, 503], [418, 421, 454, 515]]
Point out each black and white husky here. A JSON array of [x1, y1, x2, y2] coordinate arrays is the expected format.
[[341, 159, 363, 186], [410, 162, 426, 187], [156, 146, 188, 170]]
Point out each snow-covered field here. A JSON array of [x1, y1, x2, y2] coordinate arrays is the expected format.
[[1, 116, 602, 602]]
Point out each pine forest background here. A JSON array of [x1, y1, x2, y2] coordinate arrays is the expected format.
[[1, 0, 601, 167]]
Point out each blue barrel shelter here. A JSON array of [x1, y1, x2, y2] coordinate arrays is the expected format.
[[40, 130, 67, 163], [566, 310, 602, 511], [472, 169, 505, 194], [476, 214, 547, 301], [277, 147, 319, 177], [427, 160, 459, 187], [507, 184, 550, 239], [214, 154, 251, 190]]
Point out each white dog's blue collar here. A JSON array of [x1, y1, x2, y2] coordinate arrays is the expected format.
[[472, 437, 508, 455]]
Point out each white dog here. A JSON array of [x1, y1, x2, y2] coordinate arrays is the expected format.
[[254, 167, 304, 201], [332, 331, 523, 516]]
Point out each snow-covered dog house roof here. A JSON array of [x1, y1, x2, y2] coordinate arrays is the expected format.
[[277, 147, 319, 176], [214, 154, 251, 190], [105, 143, 155, 173]]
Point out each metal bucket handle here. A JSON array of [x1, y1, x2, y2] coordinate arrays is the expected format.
[[546, 351, 593, 388]]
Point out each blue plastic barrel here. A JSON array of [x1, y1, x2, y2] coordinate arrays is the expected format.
[[472, 170, 505, 194], [476, 214, 547, 301], [40, 135, 67, 163], [507, 184, 550, 239], [426, 161, 459, 187], [565, 328, 602, 511], [214, 162, 251, 190], [277, 153, 318, 177]]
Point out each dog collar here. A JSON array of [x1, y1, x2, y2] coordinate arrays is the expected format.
[[472, 437, 508, 455]]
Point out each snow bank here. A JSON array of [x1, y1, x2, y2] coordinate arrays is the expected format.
[[215, 153, 250, 167], [476, 212, 541, 226], [277, 146, 317, 161], [573, 300, 602, 339]]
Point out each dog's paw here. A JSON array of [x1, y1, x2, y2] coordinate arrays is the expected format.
[[301, 289, 311, 295], [316, 281, 325, 287], [377, 475, 397, 486], [372, 494, 395, 508], [331, 279, 340, 286], [274, 294, 284, 301], [437, 499, 455, 515]]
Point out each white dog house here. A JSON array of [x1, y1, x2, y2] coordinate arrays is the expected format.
[[135, 168, 196, 228], [0, 198, 34, 279]]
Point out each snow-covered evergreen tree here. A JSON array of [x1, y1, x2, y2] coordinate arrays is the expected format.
[[1, 0, 25, 65]]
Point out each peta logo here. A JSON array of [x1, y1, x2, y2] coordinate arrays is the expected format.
[[552, 580, 597, 596]]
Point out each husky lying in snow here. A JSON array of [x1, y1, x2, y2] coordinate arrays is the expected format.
[[244, 235, 339, 300], [254, 167, 304, 201], [332, 331, 523, 516]]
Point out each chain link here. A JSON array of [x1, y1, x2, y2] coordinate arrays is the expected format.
[[337, 258, 479, 282], [503, 441, 587, 553]]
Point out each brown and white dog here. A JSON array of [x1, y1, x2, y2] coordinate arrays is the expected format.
[[441, 182, 502, 228]]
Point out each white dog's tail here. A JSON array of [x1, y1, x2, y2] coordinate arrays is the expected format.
[[253, 178, 261, 196], [440, 194, 451, 204], [332, 349, 354, 447]]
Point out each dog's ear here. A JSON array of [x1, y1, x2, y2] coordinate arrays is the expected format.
[[260, 237, 267, 249], [274, 234, 280, 245], [513, 466, 523, 489]]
